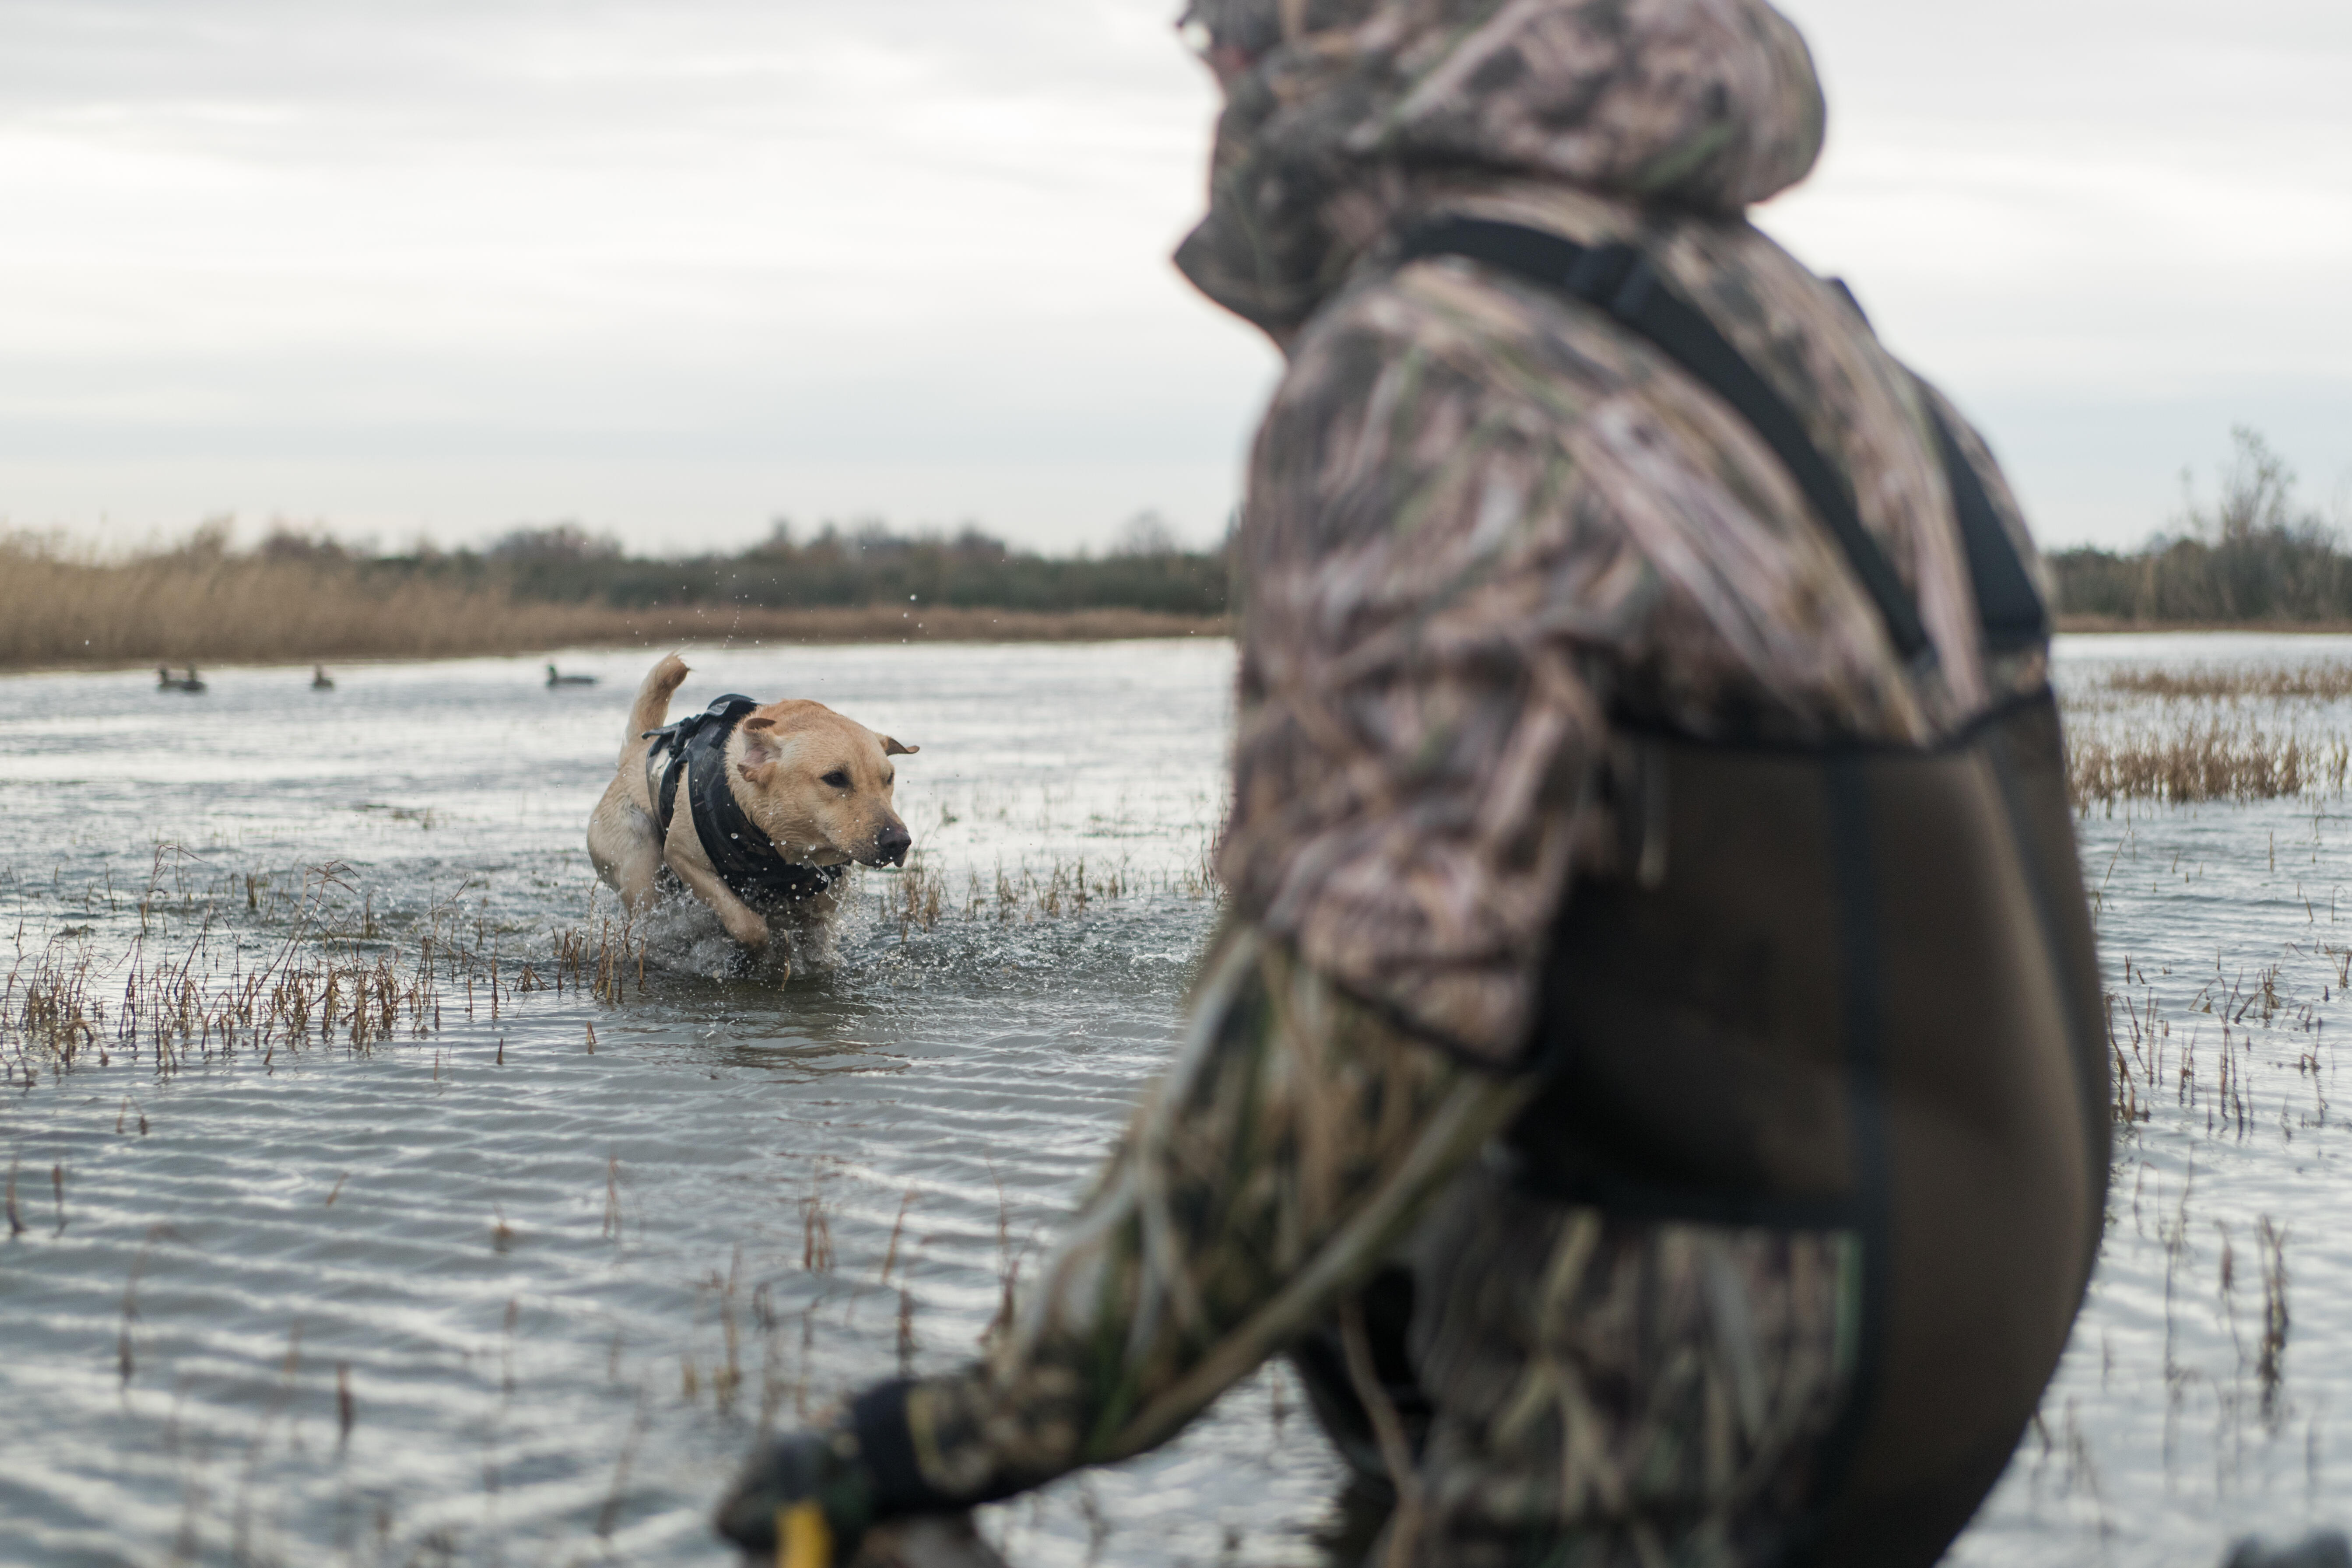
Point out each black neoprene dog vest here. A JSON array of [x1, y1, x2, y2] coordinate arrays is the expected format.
[[642, 695, 848, 915]]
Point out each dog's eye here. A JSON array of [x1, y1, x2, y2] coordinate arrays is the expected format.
[[821, 768, 850, 789]]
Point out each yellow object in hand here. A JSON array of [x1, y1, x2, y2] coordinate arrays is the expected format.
[[777, 1500, 833, 1568]]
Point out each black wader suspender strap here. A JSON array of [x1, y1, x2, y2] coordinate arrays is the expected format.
[[1930, 408, 2050, 651], [1394, 216, 2049, 658]]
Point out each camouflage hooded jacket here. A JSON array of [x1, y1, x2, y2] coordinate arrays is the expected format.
[[763, 0, 2058, 1546], [1189, 0, 2049, 1065]]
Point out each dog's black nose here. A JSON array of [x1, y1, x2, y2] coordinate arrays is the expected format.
[[874, 824, 912, 867]]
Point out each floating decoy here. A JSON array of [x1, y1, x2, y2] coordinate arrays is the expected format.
[[312, 665, 336, 690], [546, 663, 598, 687]]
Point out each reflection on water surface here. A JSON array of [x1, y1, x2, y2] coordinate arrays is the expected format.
[[3, 635, 2350, 1565]]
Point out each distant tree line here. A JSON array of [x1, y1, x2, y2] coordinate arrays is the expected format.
[[2047, 428, 2352, 623], [102, 428, 2352, 629], [253, 512, 1232, 619]]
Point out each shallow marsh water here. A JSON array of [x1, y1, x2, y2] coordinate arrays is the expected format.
[[2, 634, 2351, 1566]]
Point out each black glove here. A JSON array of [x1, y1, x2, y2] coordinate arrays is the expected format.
[[713, 1429, 879, 1563]]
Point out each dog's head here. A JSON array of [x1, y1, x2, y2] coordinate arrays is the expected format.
[[728, 699, 917, 868]]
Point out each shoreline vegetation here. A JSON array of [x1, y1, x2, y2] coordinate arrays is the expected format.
[[8, 426, 2351, 670], [0, 516, 1231, 671], [2067, 661, 2352, 812], [2047, 428, 2352, 627]]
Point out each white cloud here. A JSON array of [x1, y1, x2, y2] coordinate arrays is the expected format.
[[0, 0, 2343, 556], [0, 0, 1273, 553]]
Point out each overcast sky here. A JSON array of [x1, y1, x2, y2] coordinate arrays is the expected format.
[[1, 0, 2345, 558]]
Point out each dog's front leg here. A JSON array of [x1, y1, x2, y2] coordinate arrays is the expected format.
[[670, 859, 772, 950]]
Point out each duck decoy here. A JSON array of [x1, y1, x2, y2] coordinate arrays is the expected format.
[[546, 663, 598, 687], [312, 665, 336, 690]]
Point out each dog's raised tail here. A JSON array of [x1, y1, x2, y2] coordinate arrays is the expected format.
[[625, 653, 691, 759]]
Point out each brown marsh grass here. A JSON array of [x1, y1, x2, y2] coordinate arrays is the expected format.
[[0, 540, 1225, 671], [2103, 932, 2341, 1135], [2065, 658, 2352, 809], [2103, 664, 2352, 701], [872, 849, 1217, 939], [4, 838, 1211, 1086], [2067, 725, 2352, 813], [1, 856, 652, 1082]]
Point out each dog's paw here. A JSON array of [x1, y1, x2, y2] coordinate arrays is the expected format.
[[719, 910, 770, 948]]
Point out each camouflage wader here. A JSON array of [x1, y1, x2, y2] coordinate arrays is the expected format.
[[775, 3, 2106, 1563]]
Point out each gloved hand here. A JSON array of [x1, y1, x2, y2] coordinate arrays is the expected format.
[[713, 1429, 880, 1564]]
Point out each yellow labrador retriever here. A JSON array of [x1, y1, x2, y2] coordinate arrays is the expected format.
[[587, 653, 915, 960]]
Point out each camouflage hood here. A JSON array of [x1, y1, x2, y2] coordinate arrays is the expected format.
[[1175, 0, 1827, 336]]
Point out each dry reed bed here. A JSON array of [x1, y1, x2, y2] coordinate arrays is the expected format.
[[1, 859, 649, 1085], [2099, 934, 2311, 1421], [2062, 659, 2352, 810], [2102, 944, 2312, 1412], [0, 546, 1225, 670], [872, 849, 1218, 939], [4, 840, 1215, 1082], [2101, 944, 2340, 1131], [2066, 724, 2351, 813], [2101, 664, 2352, 702], [2040, 661, 2352, 1151]]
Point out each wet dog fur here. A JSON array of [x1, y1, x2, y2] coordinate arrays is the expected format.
[[587, 653, 915, 961]]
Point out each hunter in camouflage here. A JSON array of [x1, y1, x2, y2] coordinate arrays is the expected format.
[[717, 0, 2104, 1562]]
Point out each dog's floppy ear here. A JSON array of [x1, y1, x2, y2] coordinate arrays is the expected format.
[[737, 715, 783, 779], [881, 737, 919, 756]]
